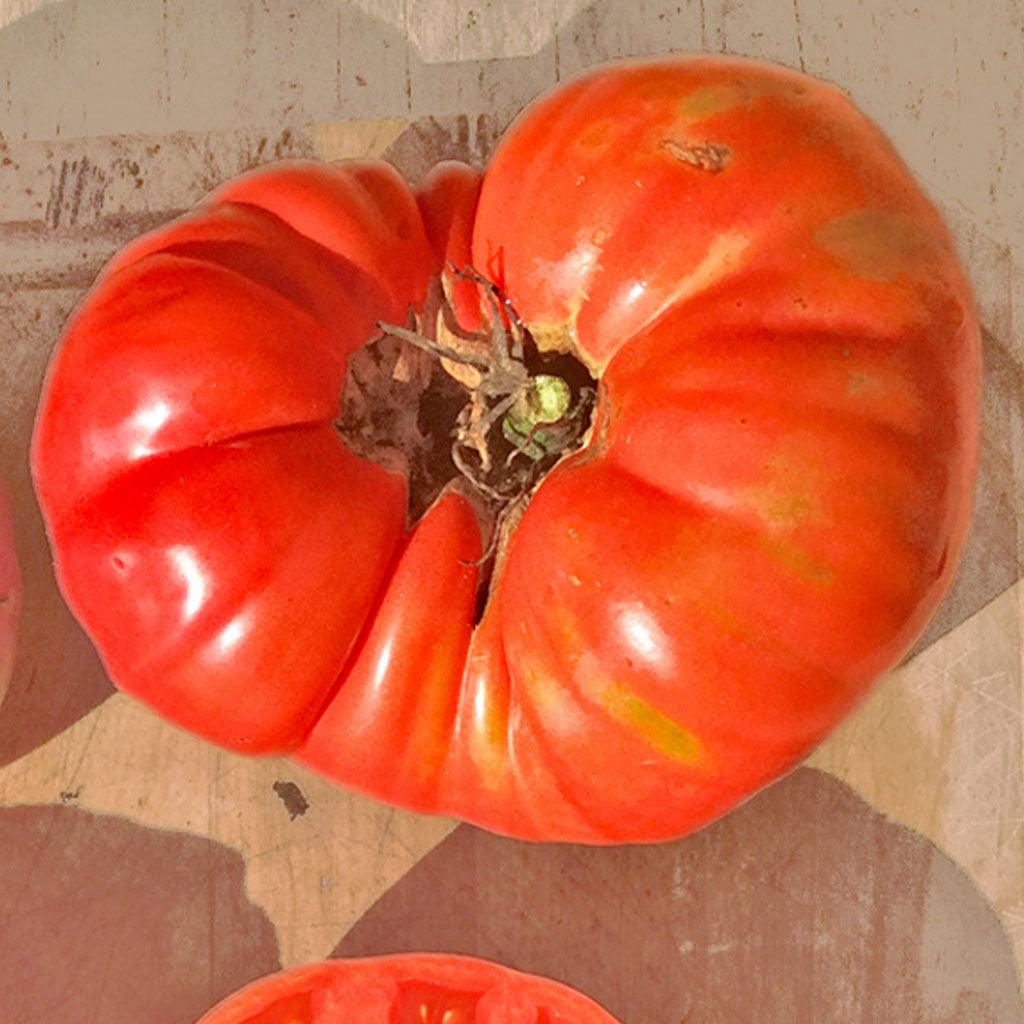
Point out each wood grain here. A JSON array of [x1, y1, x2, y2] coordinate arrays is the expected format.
[[335, 771, 1024, 1023], [0, 2, 1020, 1017]]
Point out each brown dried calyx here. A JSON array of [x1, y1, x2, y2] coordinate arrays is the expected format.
[[336, 266, 597, 554]]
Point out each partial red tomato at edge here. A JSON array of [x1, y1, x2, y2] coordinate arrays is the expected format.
[[31, 56, 980, 843], [0, 482, 20, 703], [196, 955, 618, 1024]]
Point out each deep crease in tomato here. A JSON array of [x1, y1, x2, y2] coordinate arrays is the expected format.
[[343, 265, 598, 570]]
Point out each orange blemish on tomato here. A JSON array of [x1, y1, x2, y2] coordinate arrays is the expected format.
[[732, 453, 835, 584], [700, 596, 762, 645], [405, 633, 466, 787], [739, 482, 817, 530], [677, 83, 746, 120], [816, 209, 929, 281], [521, 664, 576, 730], [745, 468, 832, 581], [570, 658, 704, 766], [467, 685, 510, 794], [597, 679, 704, 766], [762, 492, 817, 527], [459, 618, 514, 794], [759, 535, 835, 586], [575, 119, 619, 155], [846, 371, 883, 397], [737, 446, 822, 529]]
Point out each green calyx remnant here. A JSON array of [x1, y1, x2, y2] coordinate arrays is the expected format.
[[502, 374, 573, 459]]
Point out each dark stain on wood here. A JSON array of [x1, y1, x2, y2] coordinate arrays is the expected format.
[[272, 780, 310, 820]]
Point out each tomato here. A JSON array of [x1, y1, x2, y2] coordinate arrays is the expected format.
[[0, 482, 20, 702], [32, 56, 979, 843], [196, 955, 618, 1024]]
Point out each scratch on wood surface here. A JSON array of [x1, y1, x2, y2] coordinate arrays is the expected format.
[[42, 155, 108, 229], [792, 0, 807, 72], [553, 2, 560, 81], [402, 0, 413, 114], [63, 700, 104, 791], [43, 158, 69, 228], [335, 6, 343, 108], [160, 0, 171, 117]]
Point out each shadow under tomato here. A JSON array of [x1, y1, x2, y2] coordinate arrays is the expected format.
[[0, 803, 281, 1024], [0, 288, 118, 769], [333, 767, 1022, 1024]]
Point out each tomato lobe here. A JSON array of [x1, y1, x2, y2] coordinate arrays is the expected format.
[[32, 57, 980, 842]]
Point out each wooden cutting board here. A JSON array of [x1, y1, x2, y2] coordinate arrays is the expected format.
[[0, 3, 1020, 1021]]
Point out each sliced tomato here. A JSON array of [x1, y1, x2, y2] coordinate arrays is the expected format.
[[197, 955, 618, 1024]]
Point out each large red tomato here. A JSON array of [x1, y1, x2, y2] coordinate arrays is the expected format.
[[0, 482, 20, 702], [196, 955, 617, 1024], [32, 56, 979, 843]]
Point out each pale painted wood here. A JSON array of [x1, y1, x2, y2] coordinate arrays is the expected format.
[[0, 0, 1020, 979], [1, 0, 1020, 329], [811, 583, 1024, 964]]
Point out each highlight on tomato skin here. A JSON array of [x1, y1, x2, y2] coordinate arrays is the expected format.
[[30, 54, 981, 843], [194, 954, 620, 1024]]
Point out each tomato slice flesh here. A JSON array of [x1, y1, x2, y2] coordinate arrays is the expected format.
[[244, 992, 311, 1024], [395, 982, 481, 1024], [237, 979, 481, 1023], [198, 956, 618, 1024]]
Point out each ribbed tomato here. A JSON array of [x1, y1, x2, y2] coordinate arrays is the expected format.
[[32, 56, 979, 842], [196, 955, 617, 1024]]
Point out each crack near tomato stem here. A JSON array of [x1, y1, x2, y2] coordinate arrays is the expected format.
[[383, 268, 595, 528], [336, 266, 598, 622]]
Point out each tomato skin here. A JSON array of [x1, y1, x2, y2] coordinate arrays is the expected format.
[[195, 955, 619, 1024], [296, 490, 482, 808], [33, 57, 980, 840], [451, 55, 979, 841], [415, 160, 484, 331], [51, 427, 406, 751], [471, 56, 974, 371], [0, 484, 20, 704], [32, 161, 431, 753]]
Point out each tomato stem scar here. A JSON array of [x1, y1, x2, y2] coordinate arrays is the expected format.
[[374, 266, 597, 539]]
